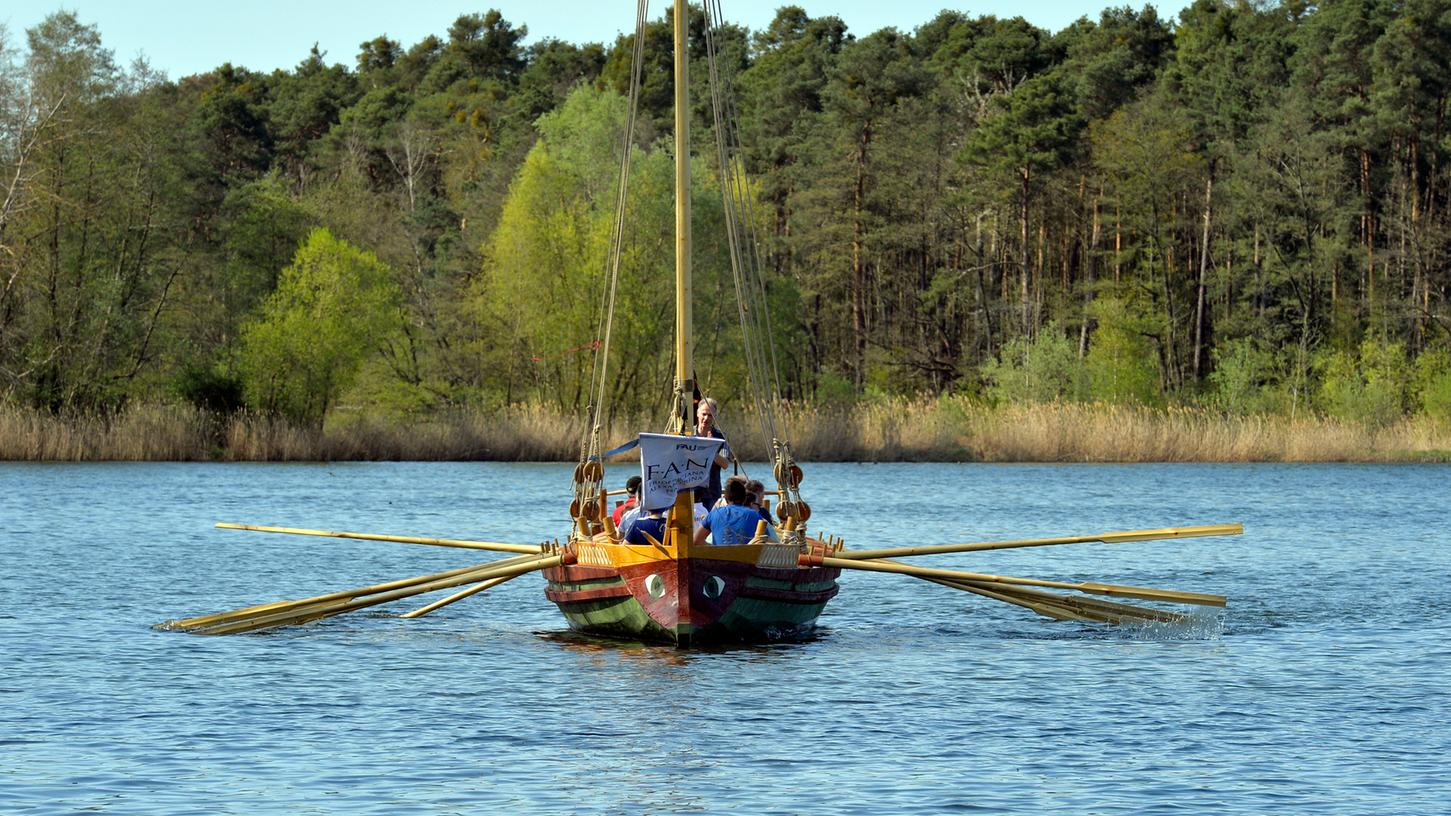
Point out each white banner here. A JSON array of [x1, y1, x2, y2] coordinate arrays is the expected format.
[[638, 433, 725, 511]]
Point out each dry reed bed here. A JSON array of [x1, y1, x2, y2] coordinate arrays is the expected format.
[[0, 403, 218, 461], [2, 400, 1448, 463]]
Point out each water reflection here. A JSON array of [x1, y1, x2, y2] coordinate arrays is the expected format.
[[537, 629, 819, 667]]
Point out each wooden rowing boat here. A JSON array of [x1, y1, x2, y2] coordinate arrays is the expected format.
[[541, 0, 837, 644], [543, 541, 839, 645]]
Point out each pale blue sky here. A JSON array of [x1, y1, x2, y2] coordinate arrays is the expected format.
[[7, 1, 1170, 79]]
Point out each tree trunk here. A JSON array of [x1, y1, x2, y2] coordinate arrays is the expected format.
[[1019, 164, 1030, 336], [1361, 148, 1374, 311], [1193, 174, 1212, 382], [1082, 187, 1101, 359], [1113, 203, 1122, 284], [1410, 136, 1424, 351], [850, 123, 871, 392]]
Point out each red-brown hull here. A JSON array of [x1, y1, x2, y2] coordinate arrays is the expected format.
[[543, 556, 839, 645]]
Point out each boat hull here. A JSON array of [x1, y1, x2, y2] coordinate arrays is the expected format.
[[543, 550, 839, 646]]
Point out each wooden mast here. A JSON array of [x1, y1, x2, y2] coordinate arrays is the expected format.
[[669, 0, 696, 628], [673, 0, 693, 429]]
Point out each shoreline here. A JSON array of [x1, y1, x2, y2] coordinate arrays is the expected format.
[[2, 400, 1449, 464]]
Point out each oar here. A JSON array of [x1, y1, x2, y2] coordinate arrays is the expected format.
[[400, 572, 524, 619], [157, 552, 543, 631], [1001, 584, 1187, 623], [834, 523, 1243, 561], [940, 575, 1188, 622], [928, 577, 1188, 624], [975, 585, 1117, 623], [802, 554, 1227, 607], [187, 554, 563, 635], [924, 577, 1094, 622], [174, 553, 564, 635], [215, 523, 544, 555]]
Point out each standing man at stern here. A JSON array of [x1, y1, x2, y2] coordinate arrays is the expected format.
[[694, 397, 731, 510]]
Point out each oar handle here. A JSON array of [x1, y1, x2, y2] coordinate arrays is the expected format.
[[215, 523, 543, 554], [835, 523, 1244, 560], [804, 554, 1227, 607]]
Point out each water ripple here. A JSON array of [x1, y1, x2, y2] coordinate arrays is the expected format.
[[2, 461, 1448, 814]]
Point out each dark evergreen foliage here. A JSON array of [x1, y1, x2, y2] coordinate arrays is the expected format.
[[2, 2, 1449, 422]]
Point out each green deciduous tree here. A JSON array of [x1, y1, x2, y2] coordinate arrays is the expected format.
[[1084, 295, 1161, 405], [1, 12, 197, 411], [1411, 347, 1451, 421], [237, 228, 401, 426], [1092, 88, 1202, 391], [1315, 336, 1409, 427], [981, 323, 1083, 403], [474, 84, 740, 415]]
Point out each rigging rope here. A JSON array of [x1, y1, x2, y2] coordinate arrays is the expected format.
[[576, 0, 651, 521], [575, 0, 806, 526], [701, 0, 802, 509]]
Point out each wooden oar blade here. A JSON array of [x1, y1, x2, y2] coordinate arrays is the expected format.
[[185, 597, 360, 636], [810, 555, 1227, 610], [926, 577, 1097, 622], [156, 553, 560, 634], [926, 575, 1190, 625], [1075, 581, 1226, 607], [156, 562, 492, 632], [978, 582, 1190, 625]]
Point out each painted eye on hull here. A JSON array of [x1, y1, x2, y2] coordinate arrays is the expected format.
[[703, 576, 725, 599], [644, 573, 666, 598]]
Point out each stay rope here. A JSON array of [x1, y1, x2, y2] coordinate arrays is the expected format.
[[576, 0, 651, 517], [575, 0, 807, 527], [701, 0, 803, 508]]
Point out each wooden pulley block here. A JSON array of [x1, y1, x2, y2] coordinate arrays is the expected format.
[[774, 462, 803, 487], [582, 461, 604, 482], [581, 498, 599, 520], [795, 500, 811, 522], [778, 500, 801, 522], [573, 463, 585, 482], [569, 498, 581, 517]]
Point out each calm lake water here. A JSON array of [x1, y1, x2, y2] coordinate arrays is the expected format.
[[2, 461, 1447, 815]]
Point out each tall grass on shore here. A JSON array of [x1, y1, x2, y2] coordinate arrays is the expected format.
[[0, 403, 219, 461], [2, 399, 1449, 463]]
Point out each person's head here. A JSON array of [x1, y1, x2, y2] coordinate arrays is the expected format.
[[745, 479, 765, 507], [625, 475, 641, 497], [696, 397, 718, 431], [723, 476, 748, 506]]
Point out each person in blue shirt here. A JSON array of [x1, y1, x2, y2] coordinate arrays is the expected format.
[[694, 477, 761, 546], [745, 478, 773, 525], [625, 506, 668, 545]]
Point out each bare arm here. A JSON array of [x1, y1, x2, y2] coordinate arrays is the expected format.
[[694, 524, 710, 546]]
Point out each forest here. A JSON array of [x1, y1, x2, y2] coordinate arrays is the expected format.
[[2, 0, 1450, 443]]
